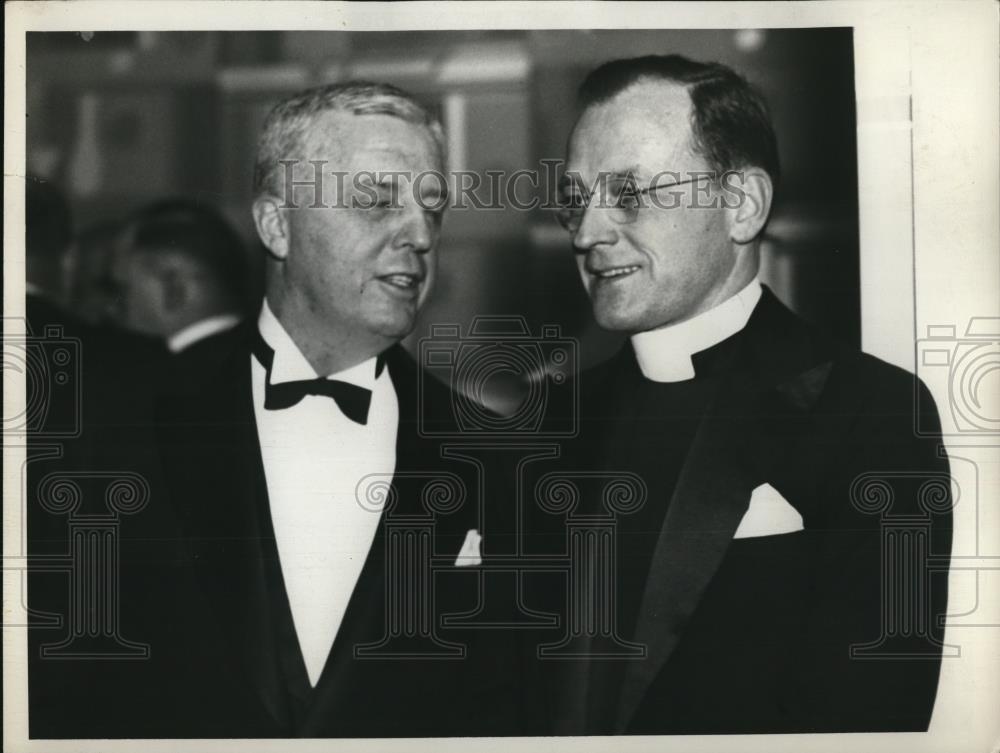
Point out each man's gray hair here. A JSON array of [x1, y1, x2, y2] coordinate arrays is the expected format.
[[252, 81, 446, 197]]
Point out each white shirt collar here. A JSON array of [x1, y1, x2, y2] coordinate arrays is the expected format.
[[630, 278, 763, 383], [167, 313, 241, 353], [257, 299, 380, 390]]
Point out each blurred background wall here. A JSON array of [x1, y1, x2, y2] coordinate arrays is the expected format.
[[26, 28, 859, 370]]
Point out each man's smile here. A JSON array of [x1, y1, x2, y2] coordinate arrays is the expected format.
[[589, 264, 642, 281], [376, 272, 424, 295]]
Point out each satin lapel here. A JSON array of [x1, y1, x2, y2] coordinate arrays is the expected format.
[[386, 345, 429, 477], [299, 515, 389, 734], [613, 366, 760, 732], [155, 345, 288, 728], [561, 349, 638, 735], [299, 346, 422, 731], [612, 288, 835, 733]]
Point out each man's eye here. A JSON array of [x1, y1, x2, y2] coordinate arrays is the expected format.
[[356, 196, 397, 212], [616, 192, 641, 211], [560, 193, 587, 209], [355, 185, 401, 210]]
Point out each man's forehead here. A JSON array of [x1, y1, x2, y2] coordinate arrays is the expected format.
[[566, 80, 695, 177], [303, 110, 440, 167]]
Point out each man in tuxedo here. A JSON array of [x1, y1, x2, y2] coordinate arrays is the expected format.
[[27, 84, 538, 739], [141, 81, 540, 738], [545, 55, 952, 734]]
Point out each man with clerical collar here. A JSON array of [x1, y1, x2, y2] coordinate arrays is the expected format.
[[546, 55, 953, 735]]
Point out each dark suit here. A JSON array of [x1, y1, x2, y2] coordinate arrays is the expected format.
[[166, 319, 248, 394], [27, 318, 543, 737], [25, 295, 181, 738], [144, 326, 540, 737], [538, 288, 952, 734]]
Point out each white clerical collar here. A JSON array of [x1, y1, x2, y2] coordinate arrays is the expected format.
[[630, 278, 763, 383], [257, 300, 380, 389], [167, 313, 241, 353]]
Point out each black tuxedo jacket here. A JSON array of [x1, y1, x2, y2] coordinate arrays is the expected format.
[[166, 319, 248, 394], [145, 326, 545, 737], [29, 323, 543, 738], [540, 288, 952, 735]]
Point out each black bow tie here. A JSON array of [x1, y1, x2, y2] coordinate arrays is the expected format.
[[252, 333, 385, 425]]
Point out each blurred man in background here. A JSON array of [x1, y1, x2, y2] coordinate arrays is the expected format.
[[110, 199, 249, 353], [547, 54, 952, 735], [64, 219, 126, 327]]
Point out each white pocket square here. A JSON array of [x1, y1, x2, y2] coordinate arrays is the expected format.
[[454, 529, 482, 567], [733, 483, 803, 539]]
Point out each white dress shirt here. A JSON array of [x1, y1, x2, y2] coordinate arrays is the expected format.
[[168, 313, 242, 353], [631, 278, 763, 383], [251, 301, 398, 686]]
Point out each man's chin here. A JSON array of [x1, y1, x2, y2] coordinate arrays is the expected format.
[[369, 310, 418, 342], [593, 305, 645, 334]]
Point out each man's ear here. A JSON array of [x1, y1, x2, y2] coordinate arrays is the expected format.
[[252, 194, 291, 261], [724, 167, 773, 245]]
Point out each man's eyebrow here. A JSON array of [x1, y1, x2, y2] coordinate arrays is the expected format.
[[605, 167, 645, 183], [558, 167, 645, 192], [350, 172, 401, 187]]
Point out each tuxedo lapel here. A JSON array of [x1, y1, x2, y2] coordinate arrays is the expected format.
[[556, 349, 640, 735], [613, 349, 761, 732], [298, 345, 452, 734], [155, 341, 290, 729], [298, 513, 389, 734], [157, 341, 508, 736], [160, 343, 420, 735], [612, 289, 834, 733], [386, 344, 432, 477]]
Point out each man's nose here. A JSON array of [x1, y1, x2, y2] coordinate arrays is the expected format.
[[572, 200, 618, 253], [392, 206, 435, 254]]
